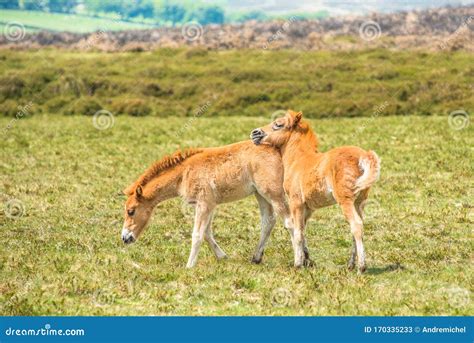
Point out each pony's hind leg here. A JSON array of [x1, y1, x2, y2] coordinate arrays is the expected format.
[[252, 193, 276, 264], [340, 200, 366, 273], [205, 218, 227, 260], [347, 189, 370, 270], [347, 237, 357, 271], [186, 203, 215, 268]]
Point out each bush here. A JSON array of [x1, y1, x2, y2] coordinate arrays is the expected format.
[[238, 93, 270, 106], [0, 100, 21, 117], [63, 97, 103, 116], [141, 83, 173, 97], [110, 98, 151, 116], [0, 75, 25, 100], [273, 89, 294, 102], [184, 48, 209, 59], [45, 96, 74, 114], [232, 71, 266, 83]]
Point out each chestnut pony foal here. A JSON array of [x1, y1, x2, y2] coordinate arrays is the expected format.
[[121, 141, 292, 268], [251, 111, 380, 272]]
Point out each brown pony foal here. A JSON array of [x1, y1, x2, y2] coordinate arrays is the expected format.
[[121, 141, 292, 268], [251, 110, 380, 272]]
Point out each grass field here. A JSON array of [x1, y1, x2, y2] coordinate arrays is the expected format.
[[0, 10, 155, 33], [0, 114, 472, 315], [1, 49, 473, 118]]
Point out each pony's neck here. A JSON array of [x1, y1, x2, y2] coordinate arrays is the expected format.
[[136, 148, 203, 206], [281, 122, 320, 167], [143, 167, 183, 206]]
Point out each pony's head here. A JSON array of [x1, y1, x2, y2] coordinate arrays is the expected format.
[[120, 148, 203, 245], [121, 184, 154, 244], [250, 110, 302, 148]]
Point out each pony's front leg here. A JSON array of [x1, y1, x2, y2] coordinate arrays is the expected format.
[[186, 203, 215, 268], [291, 202, 306, 268]]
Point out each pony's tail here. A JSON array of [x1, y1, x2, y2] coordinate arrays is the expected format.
[[355, 150, 381, 193]]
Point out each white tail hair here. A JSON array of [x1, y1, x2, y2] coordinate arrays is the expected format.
[[355, 151, 381, 193]]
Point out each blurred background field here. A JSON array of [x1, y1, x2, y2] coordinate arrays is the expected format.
[[1, 49, 473, 118], [0, 0, 473, 316]]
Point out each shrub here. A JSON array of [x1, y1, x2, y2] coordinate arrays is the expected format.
[[273, 89, 294, 102], [173, 85, 196, 99], [238, 93, 270, 106], [44, 96, 74, 114], [232, 71, 266, 83], [141, 83, 173, 97], [0, 75, 25, 100], [111, 98, 151, 116], [184, 48, 209, 59], [63, 97, 103, 116], [0, 100, 21, 117]]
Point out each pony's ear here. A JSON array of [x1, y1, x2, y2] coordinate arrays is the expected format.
[[123, 183, 135, 196], [286, 110, 303, 129], [135, 185, 143, 198]]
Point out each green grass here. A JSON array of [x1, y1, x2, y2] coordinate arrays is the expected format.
[[0, 114, 472, 315], [1, 49, 473, 118], [0, 10, 155, 33]]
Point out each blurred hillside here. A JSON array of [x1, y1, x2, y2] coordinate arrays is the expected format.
[[1, 49, 472, 118], [1, 5, 472, 51]]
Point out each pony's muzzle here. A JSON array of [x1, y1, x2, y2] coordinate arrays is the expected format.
[[250, 128, 266, 145], [121, 228, 136, 244]]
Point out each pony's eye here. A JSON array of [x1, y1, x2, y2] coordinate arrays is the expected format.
[[273, 122, 284, 130], [127, 209, 135, 216]]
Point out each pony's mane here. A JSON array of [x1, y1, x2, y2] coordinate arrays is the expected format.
[[137, 148, 204, 186], [298, 120, 320, 151]]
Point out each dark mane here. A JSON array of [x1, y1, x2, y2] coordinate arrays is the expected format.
[[137, 148, 203, 186]]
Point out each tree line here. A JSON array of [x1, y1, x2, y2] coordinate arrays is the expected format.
[[0, 0, 274, 25]]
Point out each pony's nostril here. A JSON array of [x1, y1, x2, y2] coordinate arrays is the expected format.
[[251, 129, 262, 136]]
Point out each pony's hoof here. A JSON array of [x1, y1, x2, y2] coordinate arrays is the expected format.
[[251, 256, 262, 264], [347, 261, 356, 270], [358, 265, 367, 274], [303, 258, 314, 267]]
